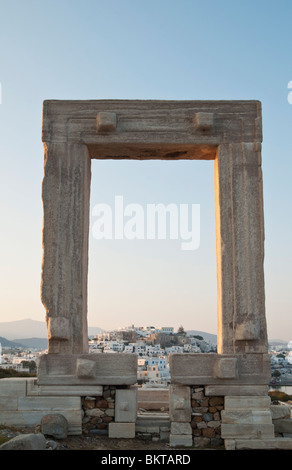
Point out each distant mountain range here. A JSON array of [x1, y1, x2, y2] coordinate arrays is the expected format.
[[0, 318, 104, 341], [186, 330, 217, 345], [0, 319, 48, 340], [0, 334, 48, 350], [0, 336, 28, 349], [0, 319, 287, 350], [0, 319, 104, 350]]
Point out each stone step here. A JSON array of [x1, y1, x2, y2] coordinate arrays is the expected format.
[[221, 410, 273, 425], [137, 413, 169, 421], [221, 423, 275, 439], [136, 413, 170, 430], [138, 402, 169, 410], [224, 396, 271, 411], [230, 437, 292, 450], [0, 410, 82, 435], [137, 412, 169, 419], [109, 422, 136, 439], [205, 385, 269, 396], [27, 379, 103, 397], [136, 421, 170, 429], [274, 418, 292, 434], [137, 389, 169, 410]]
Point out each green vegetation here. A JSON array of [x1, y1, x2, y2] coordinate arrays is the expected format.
[[177, 326, 186, 335], [269, 390, 292, 402], [20, 360, 37, 373], [272, 369, 281, 378], [0, 368, 36, 379], [0, 435, 10, 445]]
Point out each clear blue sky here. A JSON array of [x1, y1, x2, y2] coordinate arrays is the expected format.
[[0, 0, 291, 340]]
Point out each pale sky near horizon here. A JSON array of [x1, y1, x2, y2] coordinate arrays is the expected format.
[[0, 0, 291, 341]]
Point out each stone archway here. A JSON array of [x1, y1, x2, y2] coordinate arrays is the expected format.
[[2, 100, 290, 449], [39, 100, 267, 370], [38, 100, 274, 448]]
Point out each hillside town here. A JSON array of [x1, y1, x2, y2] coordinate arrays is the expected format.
[[0, 325, 292, 386], [87, 325, 216, 386]]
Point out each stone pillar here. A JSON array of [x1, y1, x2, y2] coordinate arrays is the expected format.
[[41, 142, 91, 355], [169, 384, 192, 447], [108, 388, 137, 438], [215, 142, 267, 354]]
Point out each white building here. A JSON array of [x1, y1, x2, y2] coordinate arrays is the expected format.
[[138, 358, 146, 368], [146, 356, 168, 371], [0, 363, 30, 373], [104, 341, 124, 352], [89, 348, 102, 353], [146, 365, 169, 385], [134, 344, 146, 355], [147, 365, 160, 382], [95, 332, 111, 341], [146, 344, 164, 356], [159, 327, 174, 334], [165, 346, 184, 354], [12, 354, 37, 364]]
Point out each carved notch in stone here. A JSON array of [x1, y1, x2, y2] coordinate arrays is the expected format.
[[96, 112, 117, 132], [215, 357, 238, 379], [174, 398, 186, 410], [194, 112, 214, 132], [47, 316, 70, 341], [120, 402, 128, 411], [235, 320, 260, 341], [76, 358, 96, 379]]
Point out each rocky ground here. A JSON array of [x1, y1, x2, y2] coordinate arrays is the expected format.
[[48, 435, 175, 451], [0, 425, 216, 451]]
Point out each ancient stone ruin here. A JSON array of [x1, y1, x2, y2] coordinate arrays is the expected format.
[[1, 100, 292, 450]]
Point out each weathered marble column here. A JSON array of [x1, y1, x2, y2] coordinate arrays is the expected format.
[[215, 142, 267, 354], [41, 142, 91, 354]]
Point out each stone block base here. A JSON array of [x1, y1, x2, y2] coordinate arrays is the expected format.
[[115, 389, 137, 422], [274, 418, 292, 435], [169, 421, 192, 447], [222, 395, 275, 444], [0, 378, 83, 435], [169, 433, 193, 447], [221, 423, 275, 439], [108, 422, 135, 438], [37, 353, 137, 385], [27, 380, 103, 397], [171, 422, 192, 435], [225, 438, 292, 450], [170, 354, 270, 385]]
